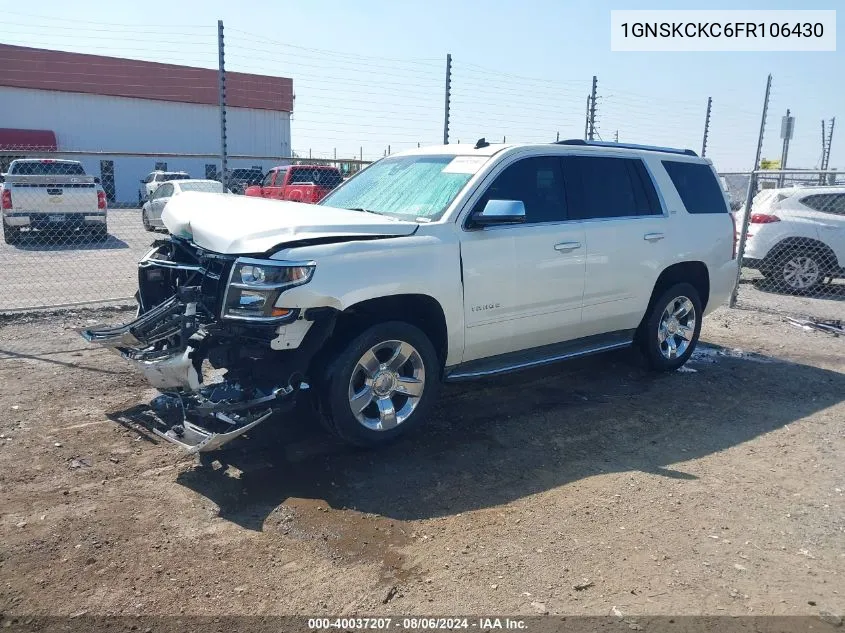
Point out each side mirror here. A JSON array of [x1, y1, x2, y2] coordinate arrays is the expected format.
[[472, 199, 526, 226]]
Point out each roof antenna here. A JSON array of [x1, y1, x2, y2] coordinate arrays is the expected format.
[[474, 137, 490, 149]]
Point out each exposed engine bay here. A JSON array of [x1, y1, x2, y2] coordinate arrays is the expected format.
[[82, 238, 336, 453]]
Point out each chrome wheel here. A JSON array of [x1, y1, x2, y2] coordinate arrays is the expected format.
[[347, 340, 425, 431], [782, 255, 820, 290], [658, 296, 696, 360]]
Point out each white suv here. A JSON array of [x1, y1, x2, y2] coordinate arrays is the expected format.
[[738, 186, 845, 293], [139, 170, 190, 203], [84, 140, 738, 453]]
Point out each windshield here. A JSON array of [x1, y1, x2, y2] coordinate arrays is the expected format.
[[11, 161, 85, 176], [179, 181, 224, 193], [319, 155, 479, 220]]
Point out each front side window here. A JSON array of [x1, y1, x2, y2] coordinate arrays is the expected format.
[[475, 156, 566, 224], [157, 183, 174, 198], [272, 169, 287, 186], [320, 155, 479, 221], [261, 172, 275, 187], [563, 156, 661, 220], [662, 160, 729, 215]]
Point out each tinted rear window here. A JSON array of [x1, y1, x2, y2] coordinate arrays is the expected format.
[[11, 161, 85, 176], [289, 167, 343, 187], [164, 173, 190, 181], [662, 161, 728, 214], [800, 193, 845, 215]]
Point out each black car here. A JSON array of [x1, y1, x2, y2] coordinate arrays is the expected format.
[[226, 168, 264, 195]]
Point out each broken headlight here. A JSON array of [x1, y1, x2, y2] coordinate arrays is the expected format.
[[222, 258, 314, 321]]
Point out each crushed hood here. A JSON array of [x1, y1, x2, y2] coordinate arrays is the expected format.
[[161, 192, 418, 254]]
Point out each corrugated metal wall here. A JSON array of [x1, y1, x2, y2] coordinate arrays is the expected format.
[[0, 87, 291, 203]]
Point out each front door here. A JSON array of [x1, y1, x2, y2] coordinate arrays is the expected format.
[[459, 156, 586, 362]]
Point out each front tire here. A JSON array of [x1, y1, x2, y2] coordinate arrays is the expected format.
[[637, 282, 702, 372], [320, 321, 441, 447], [142, 209, 153, 232]]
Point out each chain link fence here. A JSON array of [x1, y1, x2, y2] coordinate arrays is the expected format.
[[0, 151, 363, 311], [724, 169, 845, 321]]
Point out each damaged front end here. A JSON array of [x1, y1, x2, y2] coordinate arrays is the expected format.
[[82, 239, 334, 453]]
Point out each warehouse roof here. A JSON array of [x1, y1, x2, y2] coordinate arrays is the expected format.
[[0, 44, 293, 113]]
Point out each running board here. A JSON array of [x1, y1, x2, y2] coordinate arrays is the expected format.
[[445, 330, 635, 382]]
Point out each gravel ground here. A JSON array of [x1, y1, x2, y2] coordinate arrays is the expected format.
[[0, 306, 843, 618]]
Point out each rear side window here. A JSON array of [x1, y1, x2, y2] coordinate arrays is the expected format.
[[800, 193, 845, 215], [662, 161, 728, 214], [561, 156, 661, 219]]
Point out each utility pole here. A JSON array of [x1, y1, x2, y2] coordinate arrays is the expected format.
[[587, 75, 598, 141], [614, 130, 619, 143], [556, 131, 560, 142], [731, 73, 772, 308], [822, 117, 835, 171], [217, 20, 228, 188], [443, 53, 452, 144], [701, 96, 712, 157], [778, 108, 794, 187]]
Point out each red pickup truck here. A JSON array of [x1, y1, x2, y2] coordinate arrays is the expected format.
[[244, 165, 343, 204]]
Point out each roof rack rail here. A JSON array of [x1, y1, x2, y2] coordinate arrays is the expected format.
[[554, 139, 698, 157]]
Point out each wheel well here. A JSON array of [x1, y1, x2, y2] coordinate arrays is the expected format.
[[645, 261, 710, 314], [765, 238, 840, 271], [329, 294, 448, 367]]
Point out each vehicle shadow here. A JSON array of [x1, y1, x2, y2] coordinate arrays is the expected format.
[[171, 344, 845, 530], [10, 232, 129, 251]]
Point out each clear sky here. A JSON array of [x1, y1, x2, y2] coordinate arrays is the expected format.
[[3, 0, 842, 170]]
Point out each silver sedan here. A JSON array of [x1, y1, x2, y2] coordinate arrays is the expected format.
[[141, 179, 228, 232]]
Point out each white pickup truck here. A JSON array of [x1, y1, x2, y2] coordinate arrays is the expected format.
[[1, 158, 108, 245], [84, 140, 737, 454]]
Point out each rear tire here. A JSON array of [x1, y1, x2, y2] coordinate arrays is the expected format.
[[773, 248, 825, 295], [2, 222, 20, 245], [319, 321, 441, 448], [637, 282, 702, 372]]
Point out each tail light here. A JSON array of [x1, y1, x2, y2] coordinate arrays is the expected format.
[[729, 213, 738, 259], [97, 190, 107, 210], [750, 213, 780, 224], [1, 189, 11, 210]]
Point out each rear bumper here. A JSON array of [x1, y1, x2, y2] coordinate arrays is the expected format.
[[4, 211, 107, 228]]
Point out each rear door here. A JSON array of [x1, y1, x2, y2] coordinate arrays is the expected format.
[[799, 193, 845, 267], [563, 154, 670, 337], [460, 155, 587, 361]]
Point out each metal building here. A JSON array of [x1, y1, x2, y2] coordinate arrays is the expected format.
[[0, 44, 293, 203]]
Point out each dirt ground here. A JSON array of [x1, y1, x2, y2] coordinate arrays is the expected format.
[[0, 305, 843, 619]]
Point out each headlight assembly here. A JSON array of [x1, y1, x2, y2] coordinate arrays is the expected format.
[[222, 258, 315, 321]]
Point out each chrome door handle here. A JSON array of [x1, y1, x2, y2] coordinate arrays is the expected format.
[[644, 232, 665, 242], [554, 241, 582, 252]]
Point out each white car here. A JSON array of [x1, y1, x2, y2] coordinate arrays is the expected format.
[[85, 140, 738, 454], [139, 170, 190, 203], [737, 186, 845, 293], [141, 179, 228, 232]]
